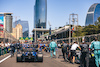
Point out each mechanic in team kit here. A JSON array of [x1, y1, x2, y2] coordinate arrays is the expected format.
[[90, 37, 100, 67], [80, 42, 89, 67], [39, 42, 43, 51], [61, 41, 69, 61], [49, 39, 57, 58], [10, 41, 16, 57], [16, 41, 21, 52]]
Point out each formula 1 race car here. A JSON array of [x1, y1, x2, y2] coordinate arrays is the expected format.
[[16, 46, 43, 62]]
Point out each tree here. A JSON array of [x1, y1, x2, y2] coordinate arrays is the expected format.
[[98, 17, 100, 22], [96, 24, 100, 34], [83, 25, 97, 35], [73, 26, 85, 37], [73, 25, 98, 37], [95, 17, 100, 25], [58, 27, 62, 29]]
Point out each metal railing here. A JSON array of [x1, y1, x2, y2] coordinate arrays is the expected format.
[[56, 33, 100, 44], [0, 46, 10, 56]]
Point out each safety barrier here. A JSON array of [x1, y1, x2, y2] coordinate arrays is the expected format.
[[0, 47, 10, 56], [56, 33, 100, 45]]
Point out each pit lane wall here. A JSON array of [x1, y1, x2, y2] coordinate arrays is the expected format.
[[0, 47, 10, 56]]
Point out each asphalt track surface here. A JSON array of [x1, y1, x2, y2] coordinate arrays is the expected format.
[[0, 51, 79, 67]]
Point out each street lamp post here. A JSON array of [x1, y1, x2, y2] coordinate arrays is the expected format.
[[69, 14, 78, 44], [34, 23, 37, 42], [76, 14, 78, 42], [69, 15, 71, 45], [3, 29, 5, 46], [48, 21, 51, 41]]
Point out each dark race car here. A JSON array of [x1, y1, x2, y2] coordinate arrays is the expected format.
[[16, 45, 43, 62]]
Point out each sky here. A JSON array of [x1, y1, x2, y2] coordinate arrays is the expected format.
[[0, 0, 100, 35]]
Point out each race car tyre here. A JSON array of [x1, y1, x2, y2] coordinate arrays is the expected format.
[[37, 52, 43, 62], [37, 56, 43, 62], [16, 57, 22, 62]]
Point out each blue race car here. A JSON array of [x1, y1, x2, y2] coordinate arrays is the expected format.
[[16, 45, 43, 62]]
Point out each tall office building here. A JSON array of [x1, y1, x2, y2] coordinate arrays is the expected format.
[[0, 13, 12, 33], [85, 3, 100, 26], [34, 0, 47, 28], [13, 19, 29, 37]]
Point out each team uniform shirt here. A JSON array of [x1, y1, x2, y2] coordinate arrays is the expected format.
[[90, 41, 100, 52], [39, 44, 43, 51], [49, 41, 57, 48], [1, 43, 4, 47], [44, 44, 45, 47], [5, 43, 8, 47], [22, 44, 26, 47], [58, 44, 61, 47], [39, 44, 43, 47], [10, 44, 15, 51], [71, 43, 79, 50], [8, 43, 11, 46], [45, 44, 48, 46]]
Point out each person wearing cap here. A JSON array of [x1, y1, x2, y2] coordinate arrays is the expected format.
[[90, 37, 100, 67], [62, 41, 69, 61], [10, 41, 15, 56], [49, 39, 57, 58], [38, 42, 43, 51], [16, 41, 21, 52]]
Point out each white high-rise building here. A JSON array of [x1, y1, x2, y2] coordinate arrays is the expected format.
[[0, 13, 13, 33]]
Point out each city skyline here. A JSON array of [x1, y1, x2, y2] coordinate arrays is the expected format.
[[13, 19, 29, 37], [0, 0, 100, 35]]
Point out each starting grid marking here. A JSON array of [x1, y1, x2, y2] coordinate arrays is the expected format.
[[0, 55, 11, 63], [0, 55, 49, 63]]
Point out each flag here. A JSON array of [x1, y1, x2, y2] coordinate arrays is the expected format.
[[71, 27, 74, 31]]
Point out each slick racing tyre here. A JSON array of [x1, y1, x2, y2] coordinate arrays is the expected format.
[[17, 57, 22, 62], [37, 52, 43, 62], [16, 53, 22, 62]]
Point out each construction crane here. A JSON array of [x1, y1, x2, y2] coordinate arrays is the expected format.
[[14, 16, 20, 26], [48, 21, 51, 27]]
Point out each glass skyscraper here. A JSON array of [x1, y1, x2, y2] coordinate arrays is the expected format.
[[13, 19, 29, 37], [34, 0, 47, 28], [85, 3, 100, 26]]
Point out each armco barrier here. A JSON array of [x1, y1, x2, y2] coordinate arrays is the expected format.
[[0, 47, 1, 56], [4, 47, 7, 54], [0, 47, 8, 56]]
